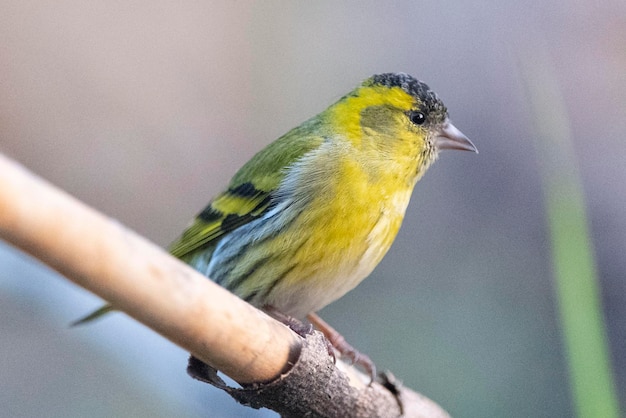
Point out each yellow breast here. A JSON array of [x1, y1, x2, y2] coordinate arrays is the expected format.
[[261, 142, 417, 317]]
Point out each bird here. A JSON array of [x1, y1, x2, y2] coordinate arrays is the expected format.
[[75, 72, 477, 382]]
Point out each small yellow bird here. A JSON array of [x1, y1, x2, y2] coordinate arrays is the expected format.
[[77, 72, 476, 380]]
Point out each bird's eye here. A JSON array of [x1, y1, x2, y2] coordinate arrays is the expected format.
[[409, 111, 426, 125]]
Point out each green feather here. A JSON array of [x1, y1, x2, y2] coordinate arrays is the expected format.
[[169, 117, 325, 260], [71, 304, 115, 326]]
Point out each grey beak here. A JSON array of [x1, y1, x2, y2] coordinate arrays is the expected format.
[[435, 121, 478, 153]]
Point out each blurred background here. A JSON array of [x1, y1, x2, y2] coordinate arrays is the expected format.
[[1, 1, 624, 417]]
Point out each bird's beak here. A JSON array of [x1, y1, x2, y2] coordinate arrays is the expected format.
[[435, 121, 478, 153]]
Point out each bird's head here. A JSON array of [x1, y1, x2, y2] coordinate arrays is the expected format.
[[324, 73, 477, 179]]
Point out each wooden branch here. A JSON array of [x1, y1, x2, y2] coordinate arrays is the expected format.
[[0, 153, 451, 418]]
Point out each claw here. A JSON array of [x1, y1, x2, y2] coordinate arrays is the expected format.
[[265, 307, 378, 383], [307, 312, 377, 384], [264, 305, 313, 337], [323, 337, 337, 364]]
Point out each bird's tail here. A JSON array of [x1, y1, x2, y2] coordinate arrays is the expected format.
[[71, 304, 115, 326]]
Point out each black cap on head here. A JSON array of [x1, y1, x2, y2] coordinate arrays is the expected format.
[[368, 73, 447, 119]]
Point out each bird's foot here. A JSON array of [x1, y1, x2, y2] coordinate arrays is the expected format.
[[307, 312, 377, 384], [264, 305, 314, 337]]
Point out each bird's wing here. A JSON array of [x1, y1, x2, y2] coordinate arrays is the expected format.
[[169, 125, 325, 259], [168, 182, 273, 258]]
